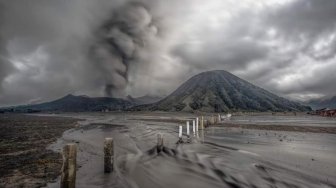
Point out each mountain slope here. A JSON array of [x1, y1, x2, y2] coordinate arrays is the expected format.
[[8, 94, 133, 112], [135, 70, 311, 112], [306, 96, 336, 110]]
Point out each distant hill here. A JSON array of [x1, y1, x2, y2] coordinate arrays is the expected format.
[[306, 96, 336, 110], [1, 94, 164, 113], [133, 70, 311, 112], [3, 94, 133, 112]]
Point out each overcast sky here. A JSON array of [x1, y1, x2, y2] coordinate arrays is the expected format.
[[1, 0, 336, 106]]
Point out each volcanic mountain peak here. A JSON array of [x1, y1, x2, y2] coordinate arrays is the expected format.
[[136, 70, 311, 112]]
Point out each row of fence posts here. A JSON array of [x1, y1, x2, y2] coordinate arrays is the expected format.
[[61, 137, 114, 188], [61, 135, 167, 188], [60, 114, 222, 188], [177, 115, 221, 143]]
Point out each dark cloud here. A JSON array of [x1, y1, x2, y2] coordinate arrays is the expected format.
[[0, 40, 14, 92], [267, 0, 336, 39], [265, 0, 336, 60], [0, 4, 14, 92], [258, 0, 336, 99], [174, 39, 269, 71]]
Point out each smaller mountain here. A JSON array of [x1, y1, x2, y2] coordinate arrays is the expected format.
[[4, 94, 133, 113], [306, 96, 336, 110]]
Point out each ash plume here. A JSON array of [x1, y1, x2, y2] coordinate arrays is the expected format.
[[91, 2, 159, 97]]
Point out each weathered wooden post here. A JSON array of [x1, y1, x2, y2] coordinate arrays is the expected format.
[[186, 121, 191, 142], [178, 125, 183, 142], [192, 120, 196, 135], [196, 117, 199, 131], [186, 121, 190, 137], [104, 138, 114, 173], [61, 144, 77, 188], [217, 114, 221, 123], [200, 116, 204, 130], [157, 134, 163, 152]]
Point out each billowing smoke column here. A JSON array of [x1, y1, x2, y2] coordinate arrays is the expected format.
[[91, 2, 158, 97]]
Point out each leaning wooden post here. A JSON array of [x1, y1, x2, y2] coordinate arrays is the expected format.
[[104, 138, 114, 173], [61, 144, 77, 188]]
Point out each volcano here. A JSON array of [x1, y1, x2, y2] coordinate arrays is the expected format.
[[135, 70, 311, 112]]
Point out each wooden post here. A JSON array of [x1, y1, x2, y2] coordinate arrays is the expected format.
[[200, 116, 204, 130], [157, 134, 163, 152], [196, 117, 199, 131], [217, 114, 221, 123], [186, 121, 190, 136], [61, 144, 77, 188], [192, 120, 195, 135], [177, 125, 183, 144], [104, 138, 114, 173]]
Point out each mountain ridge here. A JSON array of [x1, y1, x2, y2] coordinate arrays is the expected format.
[[0, 94, 161, 113]]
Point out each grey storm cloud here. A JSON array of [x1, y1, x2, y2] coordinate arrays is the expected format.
[[0, 43, 14, 92], [1, 0, 336, 106], [0, 4, 14, 92], [259, 0, 336, 98], [265, 0, 336, 60]]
